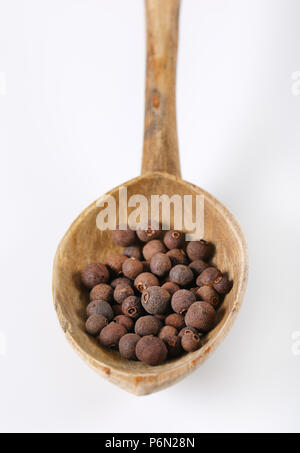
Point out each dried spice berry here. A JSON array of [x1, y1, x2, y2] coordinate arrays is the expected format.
[[171, 289, 196, 314], [185, 302, 216, 332], [213, 275, 232, 294], [188, 259, 209, 276], [135, 335, 167, 366], [158, 325, 178, 342], [90, 283, 113, 302], [86, 300, 114, 321], [150, 253, 171, 277], [123, 246, 142, 261], [196, 267, 222, 287], [163, 230, 185, 250], [122, 258, 144, 280], [178, 326, 199, 338], [186, 240, 211, 261], [81, 263, 109, 289], [112, 304, 123, 316], [134, 272, 159, 293], [85, 314, 108, 336], [161, 282, 180, 296], [105, 254, 127, 276], [119, 333, 141, 360], [122, 296, 143, 319], [135, 315, 161, 336], [141, 286, 170, 315], [143, 240, 167, 261], [114, 315, 134, 332], [169, 264, 194, 287], [99, 322, 127, 348], [166, 248, 188, 266], [165, 335, 182, 358], [181, 331, 202, 352], [111, 276, 132, 289], [136, 226, 161, 242], [196, 286, 219, 309], [112, 225, 136, 247], [113, 284, 134, 304], [165, 313, 185, 330]]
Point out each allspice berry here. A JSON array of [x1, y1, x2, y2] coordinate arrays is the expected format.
[[137, 226, 161, 242], [113, 284, 134, 304], [150, 253, 171, 277], [90, 283, 113, 302], [185, 302, 216, 332], [141, 286, 171, 315], [165, 313, 185, 330], [123, 246, 142, 261], [163, 230, 185, 250], [135, 315, 161, 336], [196, 285, 219, 309], [213, 275, 232, 294], [161, 282, 180, 296], [119, 333, 141, 360], [165, 335, 182, 358], [122, 258, 144, 280], [186, 240, 211, 261], [112, 225, 136, 247], [158, 325, 178, 342], [169, 264, 194, 287], [86, 300, 113, 321], [196, 267, 222, 287], [181, 331, 202, 352], [171, 289, 196, 314], [134, 272, 159, 293], [81, 263, 109, 289], [111, 276, 132, 289], [143, 240, 166, 261], [122, 296, 143, 319], [114, 315, 134, 332], [99, 322, 127, 348], [105, 254, 127, 276], [85, 314, 108, 336], [135, 335, 167, 366], [188, 259, 209, 276], [178, 326, 199, 338], [166, 248, 188, 266]]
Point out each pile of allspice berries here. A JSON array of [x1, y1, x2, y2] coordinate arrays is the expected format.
[[81, 226, 232, 366]]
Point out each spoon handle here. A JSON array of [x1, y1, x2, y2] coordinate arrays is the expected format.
[[141, 0, 181, 178]]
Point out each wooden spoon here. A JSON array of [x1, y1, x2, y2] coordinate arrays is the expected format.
[[52, 0, 248, 395]]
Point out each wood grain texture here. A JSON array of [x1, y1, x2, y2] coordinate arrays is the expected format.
[[142, 0, 181, 177]]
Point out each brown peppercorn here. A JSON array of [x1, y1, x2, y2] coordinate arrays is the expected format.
[[150, 253, 171, 277], [165, 335, 182, 358], [81, 263, 109, 289], [166, 248, 188, 266], [171, 289, 196, 314], [105, 254, 127, 276], [90, 283, 113, 302], [165, 313, 185, 330], [188, 259, 209, 276], [161, 282, 180, 296], [158, 325, 178, 342], [181, 331, 202, 352], [112, 304, 123, 316], [185, 302, 216, 332], [123, 246, 142, 261], [122, 258, 144, 280], [119, 333, 141, 360], [113, 284, 134, 304], [111, 276, 132, 289], [114, 315, 134, 332], [85, 314, 108, 336], [186, 240, 211, 261], [178, 326, 199, 338], [196, 286, 219, 309], [197, 267, 222, 287], [143, 240, 167, 261], [134, 272, 159, 293], [135, 335, 167, 366], [99, 322, 127, 348], [135, 315, 161, 336], [122, 296, 143, 319], [163, 230, 185, 249], [136, 226, 161, 242], [86, 300, 114, 321], [169, 265, 194, 287], [112, 225, 136, 247], [141, 286, 171, 315], [213, 275, 233, 294]]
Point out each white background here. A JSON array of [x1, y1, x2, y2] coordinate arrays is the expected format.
[[0, 0, 299, 433]]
